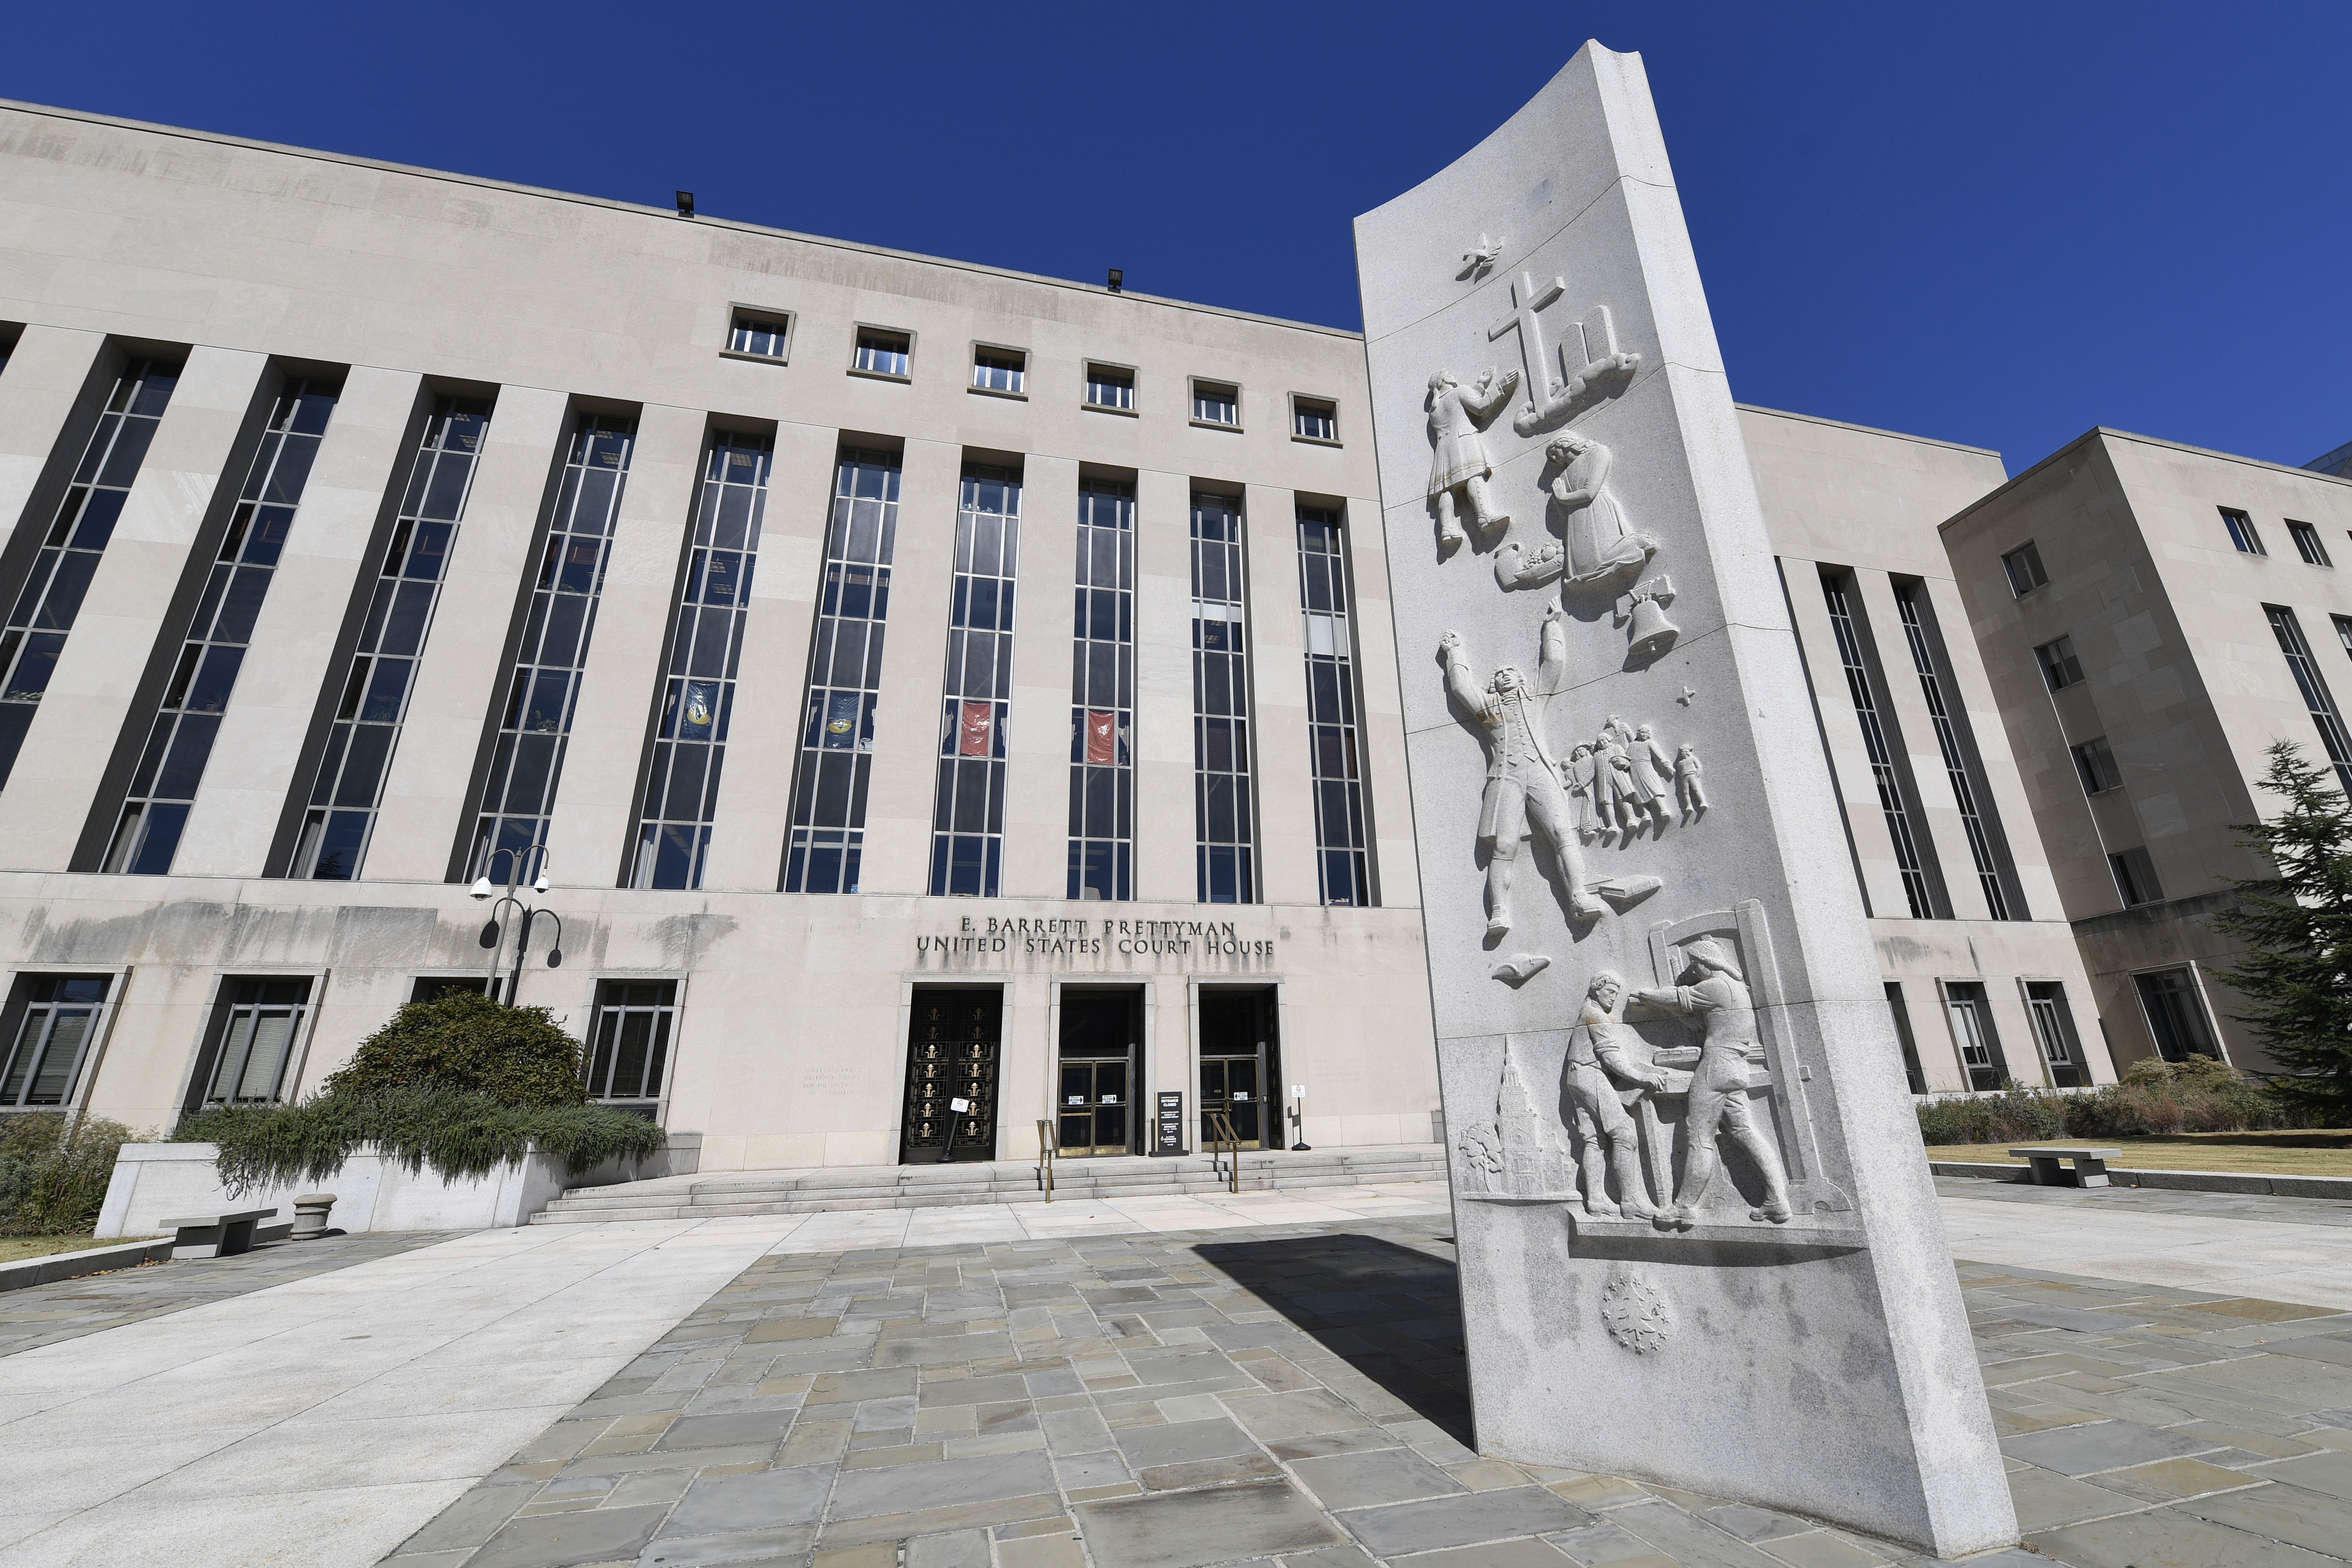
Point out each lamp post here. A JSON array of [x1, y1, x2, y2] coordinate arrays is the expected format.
[[469, 844, 563, 1004]]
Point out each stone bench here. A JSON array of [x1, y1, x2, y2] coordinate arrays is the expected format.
[[2010, 1147, 2122, 1188], [160, 1207, 278, 1259]]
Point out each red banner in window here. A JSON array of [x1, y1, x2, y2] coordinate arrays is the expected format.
[[958, 701, 994, 756], [1085, 710, 1117, 765]]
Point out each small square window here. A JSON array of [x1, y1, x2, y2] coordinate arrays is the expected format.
[[2287, 520, 2332, 566], [1191, 379, 1240, 428], [2070, 735, 2123, 794], [1292, 396, 1338, 444], [2036, 635, 2083, 691], [726, 310, 790, 361], [1085, 363, 1134, 412], [971, 346, 1025, 396], [852, 329, 912, 379], [2001, 541, 2047, 596], [2335, 614, 2352, 659], [2221, 508, 2265, 555], [2110, 846, 2163, 907]]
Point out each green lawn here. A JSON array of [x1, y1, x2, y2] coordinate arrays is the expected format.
[[0, 1234, 160, 1266], [1929, 1129, 2352, 1176]]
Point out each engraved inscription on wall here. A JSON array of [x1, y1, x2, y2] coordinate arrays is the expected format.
[[914, 916, 1280, 971]]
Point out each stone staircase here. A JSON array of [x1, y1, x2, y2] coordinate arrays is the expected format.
[[528, 1142, 1448, 1224]]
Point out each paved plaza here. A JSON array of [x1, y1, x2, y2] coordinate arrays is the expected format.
[[2, 1179, 2352, 1565]]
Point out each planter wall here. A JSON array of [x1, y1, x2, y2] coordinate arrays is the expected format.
[[94, 1133, 701, 1238]]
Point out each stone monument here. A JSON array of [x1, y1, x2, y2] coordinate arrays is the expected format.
[[1354, 44, 2016, 1554]]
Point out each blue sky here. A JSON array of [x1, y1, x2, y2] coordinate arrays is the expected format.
[[6, 2, 2345, 474]]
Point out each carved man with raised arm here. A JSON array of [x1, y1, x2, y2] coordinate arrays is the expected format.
[[1440, 600, 1657, 935], [1633, 938, 1792, 1228], [1564, 970, 1668, 1219], [1426, 365, 1521, 551]]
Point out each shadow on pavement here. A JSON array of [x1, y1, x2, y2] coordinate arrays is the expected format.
[[1194, 1229, 1474, 1446]]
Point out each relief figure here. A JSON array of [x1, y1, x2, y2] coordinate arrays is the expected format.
[[1564, 970, 1668, 1219], [1548, 432, 1655, 586], [1675, 743, 1707, 819], [1426, 366, 1521, 551], [1633, 938, 1792, 1229]]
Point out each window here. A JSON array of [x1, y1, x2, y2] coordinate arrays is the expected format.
[[1297, 508, 1370, 906], [1885, 983, 1927, 1094], [1191, 380, 1239, 428], [726, 311, 790, 361], [971, 348, 1025, 396], [292, 397, 489, 881], [2221, 508, 2265, 555], [1823, 572, 1940, 919], [784, 448, 901, 894], [1896, 583, 2013, 919], [2070, 736, 2124, 794], [1292, 397, 1338, 443], [2109, 845, 2163, 907], [0, 974, 112, 1109], [2265, 605, 2352, 797], [0, 358, 180, 788], [1944, 981, 2007, 1091], [467, 412, 633, 881], [1084, 363, 1134, 412], [1192, 493, 1254, 902], [2337, 614, 2352, 663], [2035, 635, 2083, 691], [189, 978, 311, 1111], [2000, 541, 2047, 597], [105, 377, 338, 875], [2026, 981, 2085, 1089], [632, 431, 769, 890], [1069, 479, 1133, 902], [929, 465, 1021, 897], [409, 976, 490, 1003], [583, 980, 676, 1109], [853, 329, 911, 378], [2287, 520, 2333, 567], [2134, 968, 2220, 1062]]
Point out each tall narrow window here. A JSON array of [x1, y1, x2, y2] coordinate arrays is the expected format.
[[2287, 520, 2333, 567], [1895, 583, 2012, 919], [930, 465, 1020, 897], [1885, 982, 1926, 1094], [189, 978, 312, 1110], [0, 358, 180, 787], [468, 413, 633, 880], [0, 974, 112, 1109], [1193, 493, 1254, 903], [293, 397, 489, 880], [1823, 573, 1939, 919], [583, 980, 676, 1109], [2026, 981, 2085, 1089], [784, 448, 900, 894], [2134, 968, 2220, 1062], [2336, 614, 2352, 663], [1068, 479, 1133, 901], [2110, 845, 2163, 907], [1297, 507, 1370, 906], [632, 432, 768, 890], [105, 378, 337, 874], [1945, 981, 2007, 1091], [2035, 635, 2084, 690], [2265, 604, 2352, 797], [2071, 736, 2123, 795], [2000, 542, 2047, 596]]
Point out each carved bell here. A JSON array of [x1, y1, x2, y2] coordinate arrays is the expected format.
[[1627, 593, 1679, 659]]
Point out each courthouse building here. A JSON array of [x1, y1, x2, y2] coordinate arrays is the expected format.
[[61, 93, 2352, 1169]]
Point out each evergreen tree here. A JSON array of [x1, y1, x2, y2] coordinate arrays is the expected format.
[[2207, 740, 2352, 1119]]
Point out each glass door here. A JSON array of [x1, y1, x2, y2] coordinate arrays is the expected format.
[[1198, 987, 1279, 1151], [1057, 1057, 1130, 1156], [1055, 987, 1140, 1157], [1200, 1055, 1263, 1148]]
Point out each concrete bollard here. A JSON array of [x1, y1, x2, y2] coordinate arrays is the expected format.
[[292, 1194, 338, 1240]]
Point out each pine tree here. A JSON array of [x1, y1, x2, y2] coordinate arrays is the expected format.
[[2207, 740, 2352, 1119]]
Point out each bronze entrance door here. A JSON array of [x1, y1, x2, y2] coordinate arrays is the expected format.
[[901, 988, 1000, 1163], [1055, 988, 1140, 1157], [1198, 987, 1279, 1151]]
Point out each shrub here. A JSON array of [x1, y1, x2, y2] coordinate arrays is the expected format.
[[0, 1113, 137, 1235], [175, 1088, 665, 1196], [1916, 1056, 2300, 1145], [323, 992, 588, 1108]]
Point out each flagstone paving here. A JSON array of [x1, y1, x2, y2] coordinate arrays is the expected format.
[[0, 1230, 447, 1356], [379, 1214, 2352, 1568]]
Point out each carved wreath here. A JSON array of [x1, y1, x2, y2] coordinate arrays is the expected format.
[[1599, 1273, 1673, 1354]]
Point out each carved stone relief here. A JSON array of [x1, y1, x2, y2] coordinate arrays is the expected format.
[[1458, 233, 1504, 280], [1457, 1035, 1572, 1199], [1600, 1272, 1673, 1353], [1426, 367, 1522, 552], [1484, 271, 1641, 439], [1618, 575, 1680, 662]]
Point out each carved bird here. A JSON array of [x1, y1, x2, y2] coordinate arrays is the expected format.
[[1457, 233, 1504, 279]]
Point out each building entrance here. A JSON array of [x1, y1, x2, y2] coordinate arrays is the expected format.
[[1056, 988, 1141, 1157], [1199, 987, 1279, 1151], [901, 988, 1000, 1163]]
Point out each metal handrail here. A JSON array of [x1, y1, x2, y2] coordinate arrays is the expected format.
[[1036, 1120, 1055, 1203], [1206, 1110, 1243, 1194]]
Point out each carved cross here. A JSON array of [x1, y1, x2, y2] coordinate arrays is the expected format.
[[1487, 271, 1567, 402]]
